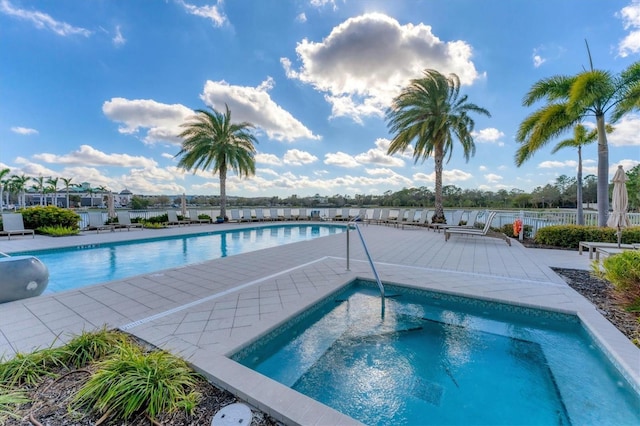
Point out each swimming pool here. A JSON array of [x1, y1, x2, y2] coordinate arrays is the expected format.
[[14, 224, 345, 294], [233, 280, 640, 425]]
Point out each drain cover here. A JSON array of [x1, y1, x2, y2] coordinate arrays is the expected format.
[[211, 403, 253, 426]]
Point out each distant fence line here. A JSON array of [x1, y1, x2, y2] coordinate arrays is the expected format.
[[77, 207, 640, 237]]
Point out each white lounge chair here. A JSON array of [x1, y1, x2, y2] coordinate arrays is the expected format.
[[228, 209, 242, 223], [1, 213, 35, 239], [444, 211, 511, 246], [255, 209, 266, 221], [431, 209, 464, 232], [167, 210, 190, 226], [188, 209, 210, 224], [578, 241, 637, 259], [116, 211, 144, 230], [84, 212, 115, 233]]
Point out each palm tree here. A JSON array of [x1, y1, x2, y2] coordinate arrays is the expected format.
[[515, 42, 640, 226], [10, 174, 29, 208], [385, 69, 490, 223], [46, 176, 59, 206], [60, 177, 74, 208], [32, 176, 46, 206], [176, 104, 258, 220], [0, 168, 10, 211], [543, 123, 612, 225]]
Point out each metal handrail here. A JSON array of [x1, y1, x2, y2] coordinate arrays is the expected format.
[[347, 217, 385, 316]]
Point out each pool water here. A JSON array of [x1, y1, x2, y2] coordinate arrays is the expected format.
[[233, 281, 640, 425], [15, 225, 344, 294]]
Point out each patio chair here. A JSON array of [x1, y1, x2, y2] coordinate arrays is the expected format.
[[241, 208, 253, 222], [402, 209, 428, 229], [1, 213, 35, 239], [84, 212, 115, 233], [431, 209, 464, 233], [188, 209, 210, 224], [296, 208, 308, 220], [269, 208, 281, 221], [444, 211, 511, 246], [254, 209, 266, 221], [365, 208, 381, 225], [578, 241, 637, 259], [116, 211, 144, 231], [167, 210, 190, 226]]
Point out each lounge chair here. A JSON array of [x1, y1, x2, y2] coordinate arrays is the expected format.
[[241, 208, 253, 222], [228, 209, 242, 223], [254, 209, 266, 221], [116, 211, 144, 230], [578, 241, 637, 259], [366, 208, 381, 225], [444, 211, 511, 246], [402, 209, 429, 229], [188, 209, 210, 224], [269, 208, 280, 221], [1, 213, 35, 239], [167, 210, 190, 226], [84, 212, 115, 233], [431, 209, 464, 233]]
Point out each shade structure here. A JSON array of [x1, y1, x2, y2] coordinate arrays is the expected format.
[[107, 192, 116, 219], [606, 165, 630, 247], [181, 193, 187, 217]]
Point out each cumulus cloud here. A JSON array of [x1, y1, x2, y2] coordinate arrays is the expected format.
[[618, 0, 640, 57], [355, 146, 405, 167], [11, 126, 38, 135], [538, 160, 578, 169], [296, 13, 307, 23], [413, 169, 473, 183], [484, 173, 503, 183], [200, 78, 320, 142], [0, 0, 91, 37], [473, 128, 505, 146], [32, 145, 159, 168], [102, 98, 194, 145], [281, 13, 481, 123], [176, 0, 227, 27], [608, 113, 640, 146], [324, 151, 360, 168], [283, 149, 318, 165], [255, 153, 283, 166]]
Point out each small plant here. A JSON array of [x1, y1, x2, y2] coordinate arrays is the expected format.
[[0, 347, 68, 387], [593, 250, 640, 310], [72, 342, 201, 422], [61, 328, 127, 369], [0, 385, 29, 422], [37, 225, 80, 237]]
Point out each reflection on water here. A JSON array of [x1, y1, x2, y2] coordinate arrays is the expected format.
[[22, 225, 344, 294]]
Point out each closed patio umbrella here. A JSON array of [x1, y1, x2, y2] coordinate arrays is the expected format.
[[181, 193, 187, 217], [107, 192, 116, 219], [606, 165, 631, 248]]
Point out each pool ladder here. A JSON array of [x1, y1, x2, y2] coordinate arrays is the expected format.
[[346, 217, 385, 316]]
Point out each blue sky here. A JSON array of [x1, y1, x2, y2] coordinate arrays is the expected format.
[[1, 0, 639, 198]]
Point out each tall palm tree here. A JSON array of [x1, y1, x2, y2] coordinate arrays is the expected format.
[[543, 123, 613, 225], [515, 43, 640, 226], [385, 69, 490, 223], [46, 176, 59, 206], [60, 177, 74, 208], [176, 104, 258, 220], [32, 176, 46, 206], [0, 168, 10, 211], [10, 174, 29, 208]]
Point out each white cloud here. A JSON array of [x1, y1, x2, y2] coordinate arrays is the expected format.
[[608, 113, 640, 146], [255, 153, 282, 166], [355, 147, 405, 167], [11, 126, 38, 135], [102, 97, 194, 145], [113, 25, 126, 46], [176, 0, 227, 27], [200, 78, 320, 142], [538, 160, 578, 169], [283, 149, 318, 165], [324, 151, 360, 168], [484, 173, 503, 183], [296, 13, 307, 23], [413, 169, 473, 183], [309, 0, 339, 10], [161, 153, 175, 160], [473, 128, 505, 146], [281, 13, 481, 123], [32, 145, 158, 168], [0, 0, 91, 37], [618, 1, 640, 57], [478, 165, 487, 171], [533, 54, 546, 68]]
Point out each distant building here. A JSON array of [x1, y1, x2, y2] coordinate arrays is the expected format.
[[119, 189, 133, 206]]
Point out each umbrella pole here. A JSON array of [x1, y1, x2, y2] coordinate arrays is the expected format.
[[617, 225, 621, 248]]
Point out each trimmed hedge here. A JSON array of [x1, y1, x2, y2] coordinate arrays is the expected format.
[[18, 206, 81, 230], [534, 225, 640, 249]]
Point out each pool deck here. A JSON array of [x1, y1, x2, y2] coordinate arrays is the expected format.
[[0, 222, 638, 425]]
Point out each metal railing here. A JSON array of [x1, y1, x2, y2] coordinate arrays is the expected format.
[[346, 217, 385, 317]]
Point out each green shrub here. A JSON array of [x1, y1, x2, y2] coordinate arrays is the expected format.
[[593, 251, 640, 312], [534, 225, 640, 249], [0, 385, 28, 422], [20, 206, 81, 230], [37, 225, 80, 236], [61, 328, 127, 369], [73, 342, 200, 421], [0, 347, 67, 387]]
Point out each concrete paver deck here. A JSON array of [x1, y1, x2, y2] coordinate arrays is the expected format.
[[0, 222, 637, 425]]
